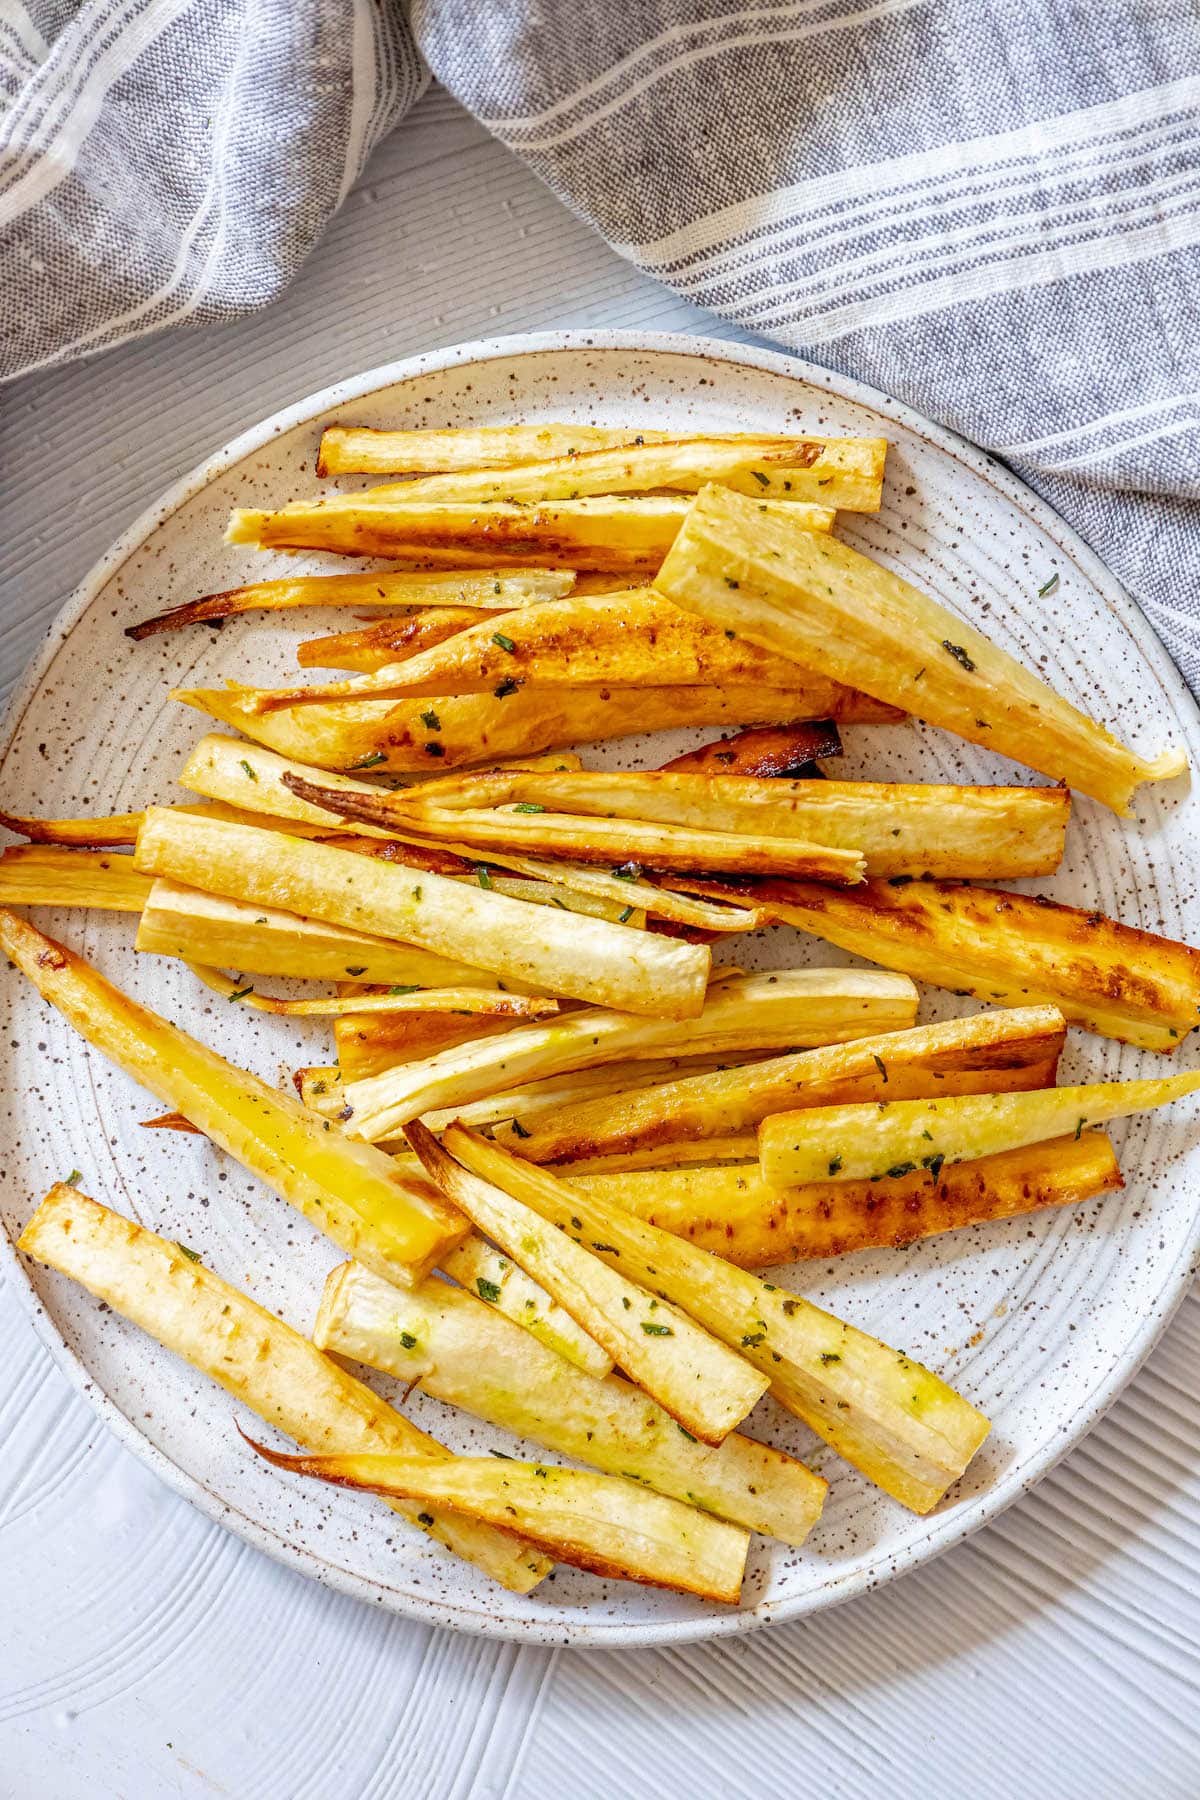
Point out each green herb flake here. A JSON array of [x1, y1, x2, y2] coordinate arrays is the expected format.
[[1038, 573, 1060, 598], [476, 1277, 503, 1303], [493, 677, 519, 698], [512, 802, 545, 813], [929, 1153, 945, 1181], [724, 576, 740, 589], [492, 632, 517, 653], [828, 1156, 842, 1176], [399, 1331, 418, 1349], [349, 751, 387, 769], [417, 1511, 435, 1526], [475, 864, 493, 890], [641, 1321, 674, 1336], [238, 759, 258, 782], [1075, 1115, 1086, 1140], [591, 1241, 620, 1255], [344, 965, 367, 976], [64, 1169, 83, 1187], [751, 469, 770, 487], [510, 1118, 531, 1139], [228, 986, 255, 1003], [819, 1351, 842, 1365], [419, 709, 441, 731], [873, 1054, 888, 1082], [886, 1162, 917, 1178], [617, 904, 634, 923], [175, 1242, 202, 1264], [941, 640, 976, 672], [389, 984, 420, 995], [741, 1331, 766, 1347]]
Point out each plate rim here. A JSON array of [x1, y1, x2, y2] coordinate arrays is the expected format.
[[4, 325, 1199, 1649]]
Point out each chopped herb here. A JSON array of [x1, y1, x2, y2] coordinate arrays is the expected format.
[[591, 1241, 620, 1254], [676, 1424, 697, 1442], [512, 802, 545, 813], [399, 1331, 418, 1349], [819, 1351, 842, 1365], [828, 1156, 842, 1176], [228, 986, 254, 1003], [913, 666, 926, 680], [724, 628, 736, 639], [417, 1511, 435, 1526], [751, 469, 770, 487], [494, 677, 519, 698], [344, 965, 367, 976], [929, 1154, 945, 1181], [886, 1161, 917, 1178], [175, 1242, 202, 1264], [622, 1296, 631, 1310], [724, 576, 740, 589], [611, 862, 643, 880], [641, 1321, 674, 1336], [1075, 1115, 1086, 1140], [493, 581, 502, 594], [64, 1169, 83, 1187], [424, 741, 445, 758], [413, 885, 423, 902], [873, 1054, 888, 1082], [741, 1331, 766, 1347], [238, 759, 258, 782], [1038, 573, 1060, 598], [510, 1118, 531, 1139], [349, 751, 387, 769], [419, 709, 441, 731], [942, 640, 976, 672], [476, 1277, 502, 1303], [488, 1448, 513, 1459], [389, 984, 420, 995], [475, 864, 493, 889], [570, 1215, 582, 1229], [617, 904, 634, 923], [492, 632, 517, 653]]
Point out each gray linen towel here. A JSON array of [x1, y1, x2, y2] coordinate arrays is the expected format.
[[3, 2, 1197, 684]]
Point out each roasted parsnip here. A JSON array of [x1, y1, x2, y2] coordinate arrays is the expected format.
[[0, 910, 465, 1287], [500, 1005, 1066, 1164], [337, 970, 920, 1143], [758, 1071, 1200, 1187], [133, 810, 711, 1018], [654, 485, 1185, 813], [316, 1260, 825, 1543], [572, 1134, 1124, 1263], [407, 1122, 770, 1445], [753, 875, 1200, 1051], [444, 1128, 991, 1513], [18, 1187, 548, 1591]]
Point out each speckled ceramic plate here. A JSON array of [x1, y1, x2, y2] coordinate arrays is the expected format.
[[3, 331, 1199, 1648]]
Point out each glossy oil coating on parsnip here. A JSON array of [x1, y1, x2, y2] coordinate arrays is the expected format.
[[752, 875, 1200, 1051], [316, 422, 678, 475], [337, 969, 920, 1142], [364, 434, 885, 510], [654, 485, 1186, 813], [0, 909, 465, 1286], [444, 1128, 991, 1513], [132, 810, 711, 1018], [316, 1260, 826, 1543], [407, 1122, 770, 1446], [297, 605, 503, 671], [377, 767, 1069, 880], [758, 1071, 1200, 1187], [125, 569, 575, 638], [247, 1439, 749, 1604], [0, 846, 154, 911], [498, 1005, 1066, 1164], [250, 590, 864, 708], [438, 1236, 613, 1378], [136, 879, 501, 987], [571, 1134, 1124, 1264], [285, 775, 867, 884], [176, 677, 901, 774], [18, 1188, 549, 1593]]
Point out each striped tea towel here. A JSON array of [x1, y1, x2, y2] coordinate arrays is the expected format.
[[3, 1, 1198, 687]]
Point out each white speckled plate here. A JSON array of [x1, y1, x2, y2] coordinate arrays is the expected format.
[[3, 331, 1199, 1648]]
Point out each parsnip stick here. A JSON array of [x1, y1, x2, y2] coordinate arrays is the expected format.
[[0, 909, 465, 1287], [18, 1187, 548, 1592], [0, 846, 153, 911], [133, 810, 710, 1018], [444, 1128, 991, 1513], [316, 1261, 824, 1542], [338, 969, 920, 1143], [758, 1071, 1200, 1187]]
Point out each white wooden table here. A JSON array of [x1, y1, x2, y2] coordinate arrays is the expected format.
[[1, 87, 1196, 1800]]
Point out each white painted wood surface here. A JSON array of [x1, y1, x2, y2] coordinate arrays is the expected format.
[[1, 87, 1196, 1799]]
